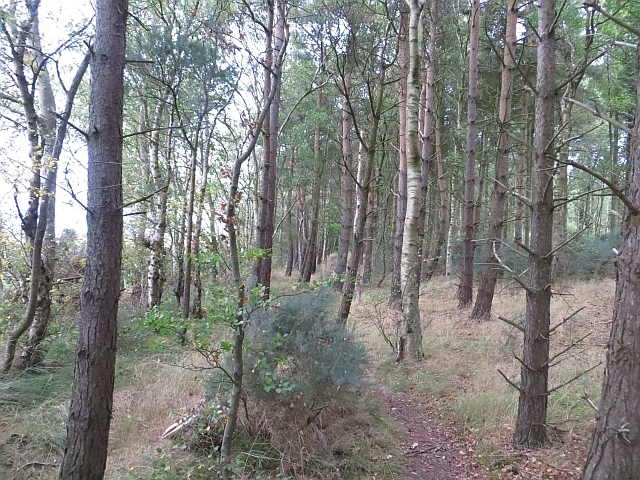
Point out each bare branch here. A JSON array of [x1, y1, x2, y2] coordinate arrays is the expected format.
[[583, 3, 640, 37], [118, 182, 169, 210], [548, 362, 602, 394], [549, 306, 586, 334], [581, 392, 599, 411], [498, 315, 525, 333], [556, 157, 639, 217], [544, 224, 590, 259], [564, 97, 633, 135], [498, 369, 523, 392], [543, 333, 592, 368], [54, 112, 89, 138]]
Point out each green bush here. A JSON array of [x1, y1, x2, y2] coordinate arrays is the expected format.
[[244, 289, 367, 405]]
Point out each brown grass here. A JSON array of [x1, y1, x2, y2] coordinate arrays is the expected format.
[[0, 273, 614, 480], [105, 356, 207, 479], [350, 277, 615, 479]]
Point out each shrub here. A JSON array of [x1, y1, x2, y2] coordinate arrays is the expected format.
[[243, 289, 367, 405]]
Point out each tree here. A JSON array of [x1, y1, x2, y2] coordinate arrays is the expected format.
[[416, 0, 438, 282], [253, 0, 286, 297], [397, 0, 424, 361], [336, 2, 392, 325], [512, 0, 556, 448], [582, 5, 640, 479], [389, 2, 409, 309], [457, 0, 480, 308], [0, 0, 89, 372], [59, 0, 128, 477], [471, 0, 518, 319]]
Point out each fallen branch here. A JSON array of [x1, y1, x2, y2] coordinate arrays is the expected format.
[[19, 461, 58, 469]]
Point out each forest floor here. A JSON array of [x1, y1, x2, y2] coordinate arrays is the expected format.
[[346, 275, 614, 480], [0, 274, 614, 479]]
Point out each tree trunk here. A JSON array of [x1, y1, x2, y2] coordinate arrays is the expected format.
[[513, 0, 556, 448], [334, 72, 354, 291], [218, 11, 286, 474], [458, 0, 481, 308], [301, 88, 324, 282], [192, 129, 212, 319], [2, 161, 53, 374], [471, 0, 518, 319], [389, 3, 409, 309], [20, 47, 89, 370], [181, 144, 199, 335], [147, 103, 171, 308], [397, 0, 424, 361], [552, 11, 595, 277], [59, 0, 127, 477], [514, 95, 530, 243], [253, 0, 284, 297], [416, 0, 438, 283], [284, 152, 295, 276], [362, 179, 376, 284], [337, 62, 386, 325], [582, 37, 640, 480], [423, 114, 448, 282]]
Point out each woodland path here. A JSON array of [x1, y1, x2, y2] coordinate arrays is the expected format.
[[380, 391, 489, 479]]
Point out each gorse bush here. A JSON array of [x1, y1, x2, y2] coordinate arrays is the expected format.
[[244, 289, 367, 405]]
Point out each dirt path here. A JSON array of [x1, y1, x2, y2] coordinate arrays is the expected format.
[[381, 391, 489, 479]]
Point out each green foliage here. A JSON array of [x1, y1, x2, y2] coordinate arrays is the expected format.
[[243, 289, 367, 404]]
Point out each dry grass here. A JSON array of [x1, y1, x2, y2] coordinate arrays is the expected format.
[[0, 273, 614, 479], [105, 357, 206, 479], [350, 277, 615, 479]]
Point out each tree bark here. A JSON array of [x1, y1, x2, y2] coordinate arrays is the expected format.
[[582, 37, 640, 480], [397, 0, 424, 361], [253, 0, 284, 297], [471, 0, 518, 319], [422, 114, 448, 282], [334, 72, 353, 291], [147, 102, 171, 308], [389, 3, 409, 309], [458, 0, 481, 308], [513, 0, 556, 448], [59, 0, 128, 477], [416, 0, 438, 283]]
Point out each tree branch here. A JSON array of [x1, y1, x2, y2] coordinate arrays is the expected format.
[[498, 315, 525, 333], [549, 306, 586, 334], [555, 157, 639, 217], [544, 224, 590, 259], [583, 3, 640, 37], [564, 97, 633, 135], [547, 362, 602, 394], [543, 332, 592, 368], [497, 369, 523, 392]]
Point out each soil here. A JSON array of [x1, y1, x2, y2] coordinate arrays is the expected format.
[[380, 390, 489, 479]]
